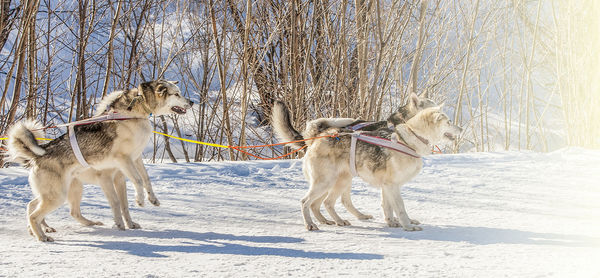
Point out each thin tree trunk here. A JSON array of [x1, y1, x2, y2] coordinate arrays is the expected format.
[[409, 0, 429, 96], [101, 0, 122, 98], [453, 0, 479, 127], [6, 0, 38, 126], [210, 0, 235, 160], [524, 0, 542, 149]]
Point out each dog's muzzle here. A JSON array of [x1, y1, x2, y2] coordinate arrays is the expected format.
[[171, 106, 187, 114], [444, 126, 463, 141], [171, 99, 193, 115]]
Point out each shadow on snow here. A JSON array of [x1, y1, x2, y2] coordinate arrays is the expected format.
[[384, 225, 600, 248], [63, 229, 383, 260]]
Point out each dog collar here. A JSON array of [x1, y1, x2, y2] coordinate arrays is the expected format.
[[408, 127, 429, 146]]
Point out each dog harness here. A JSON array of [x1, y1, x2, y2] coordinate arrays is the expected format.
[[347, 122, 375, 131], [347, 121, 396, 131], [66, 111, 139, 167], [349, 132, 420, 177]]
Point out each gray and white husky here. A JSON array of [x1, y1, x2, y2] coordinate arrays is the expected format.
[[273, 99, 461, 231], [272, 93, 438, 226], [6, 80, 193, 241]]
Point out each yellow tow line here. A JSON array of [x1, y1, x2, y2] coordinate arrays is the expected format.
[[0, 137, 52, 141], [1, 133, 227, 147], [150, 131, 229, 149]]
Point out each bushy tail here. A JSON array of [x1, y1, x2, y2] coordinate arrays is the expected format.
[[5, 120, 46, 163], [271, 101, 305, 149]]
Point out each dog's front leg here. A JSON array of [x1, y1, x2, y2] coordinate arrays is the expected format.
[[97, 173, 126, 230], [381, 189, 400, 227], [134, 156, 159, 206], [381, 185, 422, 231], [113, 172, 140, 229], [116, 156, 146, 207]]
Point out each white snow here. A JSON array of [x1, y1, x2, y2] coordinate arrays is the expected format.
[[1, 148, 599, 277]]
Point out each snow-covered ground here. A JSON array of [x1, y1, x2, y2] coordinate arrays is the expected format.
[[1, 148, 599, 277]]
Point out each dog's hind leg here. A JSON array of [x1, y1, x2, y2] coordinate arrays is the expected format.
[[311, 193, 334, 225], [27, 199, 56, 234], [28, 193, 64, 242], [97, 172, 126, 230], [341, 186, 373, 220], [301, 177, 334, 231], [134, 156, 159, 206], [323, 176, 351, 226], [67, 178, 103, 226], [113, 171, 140, 229]]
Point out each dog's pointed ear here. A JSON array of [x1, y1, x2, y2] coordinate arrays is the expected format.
[[167, 80, 179, 85], [410, 93, 420, 107], [156, 83, 169, 96], [435, 113, 446, 122]]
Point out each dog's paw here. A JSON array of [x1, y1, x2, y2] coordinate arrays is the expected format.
[[319, 219, 335, 225], [357, 214, 374, 220], [306, 223, 319, 231], [410, 219, 421, 225], [387, 222, 401, 228], [44, 226, 57, 233], [82, 220, 103, 226], [149, 197, 160, 206], [127, 222, 141, 229], [113, 223, 126, 231], [136, 198, 145, 207], [402, 224, 423, 232], [386, 217, 401, 228], [336, 220, 351, 226], [38, 235, 54, 242]]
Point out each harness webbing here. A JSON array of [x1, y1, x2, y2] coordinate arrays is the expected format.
[[68, 125, 90, 167], [349, 132, 420, 177], [61, 111, 143, 167], [348, 122, 375, 131]]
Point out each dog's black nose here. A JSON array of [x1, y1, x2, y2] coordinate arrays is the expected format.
[[189, 100, 194, 106]]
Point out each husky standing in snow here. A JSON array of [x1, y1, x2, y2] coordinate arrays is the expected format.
[[6, 80, 193, 242], [272, 93, 438, 225], [272, 96, 461, 231]]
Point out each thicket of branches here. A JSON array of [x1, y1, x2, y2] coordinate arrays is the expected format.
[[1, 0, 598, 164]]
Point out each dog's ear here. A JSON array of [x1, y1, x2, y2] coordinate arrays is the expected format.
[[167, 80, 179, 85], [435, 113, 445, 122], [410, 93, 420, 107], [156, 83, 169, 95]]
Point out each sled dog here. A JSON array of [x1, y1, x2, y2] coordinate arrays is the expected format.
[[273, 103, 461, 231], [37, 84, 179, 233], [7, 80, 193, 241], [272, 93, 437, 225]]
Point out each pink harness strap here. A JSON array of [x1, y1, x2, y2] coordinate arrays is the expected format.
[[64, 111, 141, 167], [349, 133, 420, 177]]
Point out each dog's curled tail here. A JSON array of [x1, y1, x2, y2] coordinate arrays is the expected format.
[[5, 120, 46, 163], [271, 100, 305, 149]]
